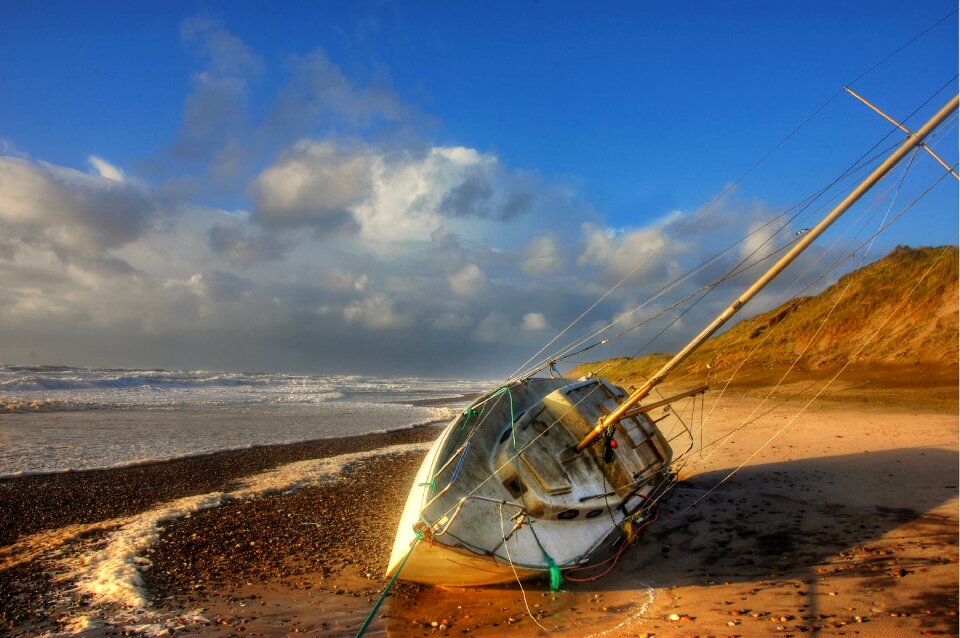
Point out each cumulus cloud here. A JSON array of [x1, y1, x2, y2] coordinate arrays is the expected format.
[[522, 234, 564, 276], [448, 263, 489, 298], [173, 17, 263, 171], [248, 142, 544, 242], [207, 223, 291, 264], [0, 156, 153, 265], [343, 293, 412, 330], [740, 218, 780, 261], [0, 18, 858, 378], [270, 49, 408, 133], [521, 312, 550, 331], [317, 270, 368, 293], [440, 162, 532, 221], [578, 220, 680, 281], [432, 312, 472, 331], [472, 310, 552, 343], [0, 138, 25, 157], [87, 156, 125, 182], [472, 311, 512, 343], [249, 140, 373, 232]]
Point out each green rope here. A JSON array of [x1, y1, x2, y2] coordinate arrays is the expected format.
[[492, 386, 517, 446], [544, 551, 563, 592], [422, 407, 481, 495], [355, 537, 420, 638]]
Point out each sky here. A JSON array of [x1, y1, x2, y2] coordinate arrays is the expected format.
[[0, 1, 957, 378]]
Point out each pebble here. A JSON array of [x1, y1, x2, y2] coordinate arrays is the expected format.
[[668, 613, 681, 621]]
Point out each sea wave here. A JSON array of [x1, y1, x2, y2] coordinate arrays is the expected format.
[[0, 399, 103, 414], [0, 404, 457, 478], [0, 364, 483, 407], [10, 441, 433, 636], [0, 368, 276, 392]]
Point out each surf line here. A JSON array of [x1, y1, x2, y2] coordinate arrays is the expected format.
[[15, 442, 432, 631]]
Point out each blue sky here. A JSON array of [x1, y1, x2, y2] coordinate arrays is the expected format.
[[0, 2, 956, 376]]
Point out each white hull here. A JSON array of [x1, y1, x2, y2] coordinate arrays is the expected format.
[[387, 377, 674, 586]]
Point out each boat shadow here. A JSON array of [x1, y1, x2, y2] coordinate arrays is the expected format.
[[384, 446, 957, 635], [566, 446, 958, 602]]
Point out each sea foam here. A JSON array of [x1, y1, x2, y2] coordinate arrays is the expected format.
[[71, 441, 432, 613]]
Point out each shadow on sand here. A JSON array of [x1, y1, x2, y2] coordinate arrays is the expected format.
[[609, 446, 957, 583], [387, 446, 958, 636]]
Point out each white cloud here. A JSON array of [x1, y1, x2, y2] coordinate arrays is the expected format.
[[472, 311, 512, 343], [432, 312, 472, 330], [448, 263, 489, 298], [0, 138, 22, 156], [352, 146, 494, 241], [521, 312, 550, 331], [741, 219, 778, 260], [250, 142, 540, 243], [343, 293, 412, 330], [270, 49, 408, 131], [317, 269, 369, 293], [207, 222, 291, 264], [578, 221, 674, 280], [0, 21, 856, 377], [172, 17, 263, 172], [522, 234, 564, 276], [88, 156, 125, 182], [472, 311, 552, 343], [0, 156, 153, 264], [250, 140, 373, 231]]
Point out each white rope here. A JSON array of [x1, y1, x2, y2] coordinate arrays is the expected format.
[[664, 246, 951, 520], [687, 149, 944, 463], [499, 502, 555, 633]]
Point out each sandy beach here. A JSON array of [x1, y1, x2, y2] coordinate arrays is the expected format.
[[1, 376, 957, 638]]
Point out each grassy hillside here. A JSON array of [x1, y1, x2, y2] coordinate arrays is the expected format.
[[570, 246, 958, 388]]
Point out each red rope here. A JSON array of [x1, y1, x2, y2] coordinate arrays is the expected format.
[[563, 495, 659, 583]]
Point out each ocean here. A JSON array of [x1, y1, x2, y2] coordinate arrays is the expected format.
[[0, 364, 485, 477]]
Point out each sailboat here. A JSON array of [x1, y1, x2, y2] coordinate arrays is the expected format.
[[386, 93, 959, 588]]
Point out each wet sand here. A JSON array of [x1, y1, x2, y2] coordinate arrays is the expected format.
[[1, 379, 957, 637]]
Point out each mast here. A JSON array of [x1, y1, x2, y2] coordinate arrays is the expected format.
[[575, 93, 959, 453]]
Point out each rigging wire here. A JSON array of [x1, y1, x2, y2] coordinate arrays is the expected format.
[[427, 148, 956, 564], [498, 502, 555, 632], [686, 154, 953, 465], [413, 59, 958, 581], [663, 246, 953, 521], [462, 158, 953, 575], [685, 145, 925, 450], [522, 134, 907, 380], [520, 72, 957, 383], [506, 84, 853, 383], [845, 8, 958, 88]]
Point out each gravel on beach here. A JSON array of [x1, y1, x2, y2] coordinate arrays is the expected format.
[[146, 451, 424, 603], [0, 426, 434, 634], [0, 426, 436, 547]]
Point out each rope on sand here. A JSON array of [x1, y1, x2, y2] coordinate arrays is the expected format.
[[354, 534, 422, 638]]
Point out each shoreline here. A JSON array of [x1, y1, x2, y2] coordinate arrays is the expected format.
[[0, 415, 448, 481], [1, 391, 957, 637], [0, 422, 444, 547]]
